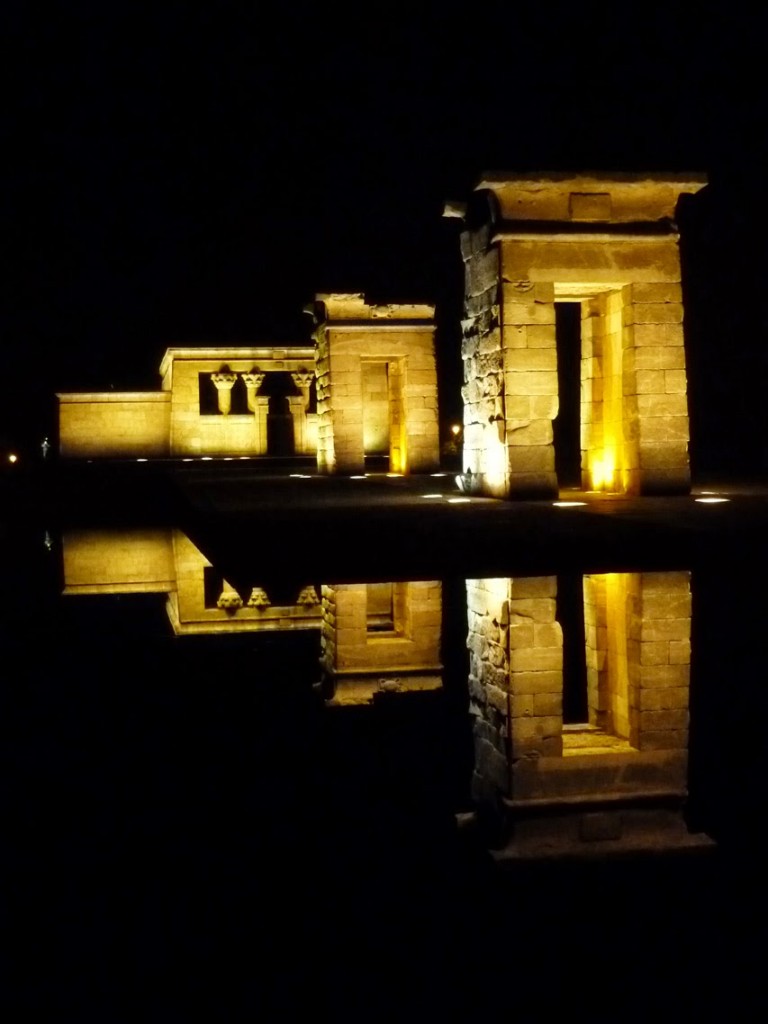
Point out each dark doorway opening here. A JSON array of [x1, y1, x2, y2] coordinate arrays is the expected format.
[[557, 572, 588, 724], [554, 303, 582, 488], [259, 373, 298, 456]]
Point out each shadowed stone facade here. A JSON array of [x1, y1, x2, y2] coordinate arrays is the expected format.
[[454, 172, 707, 498]]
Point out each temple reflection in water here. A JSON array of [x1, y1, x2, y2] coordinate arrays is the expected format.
[[60, 527, 710, 855]]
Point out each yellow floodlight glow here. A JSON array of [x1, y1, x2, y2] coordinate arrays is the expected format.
[[430, 472, 447, 477], [201, 456, 212, 461], [695, 497, 730, 504], [8, 453, 18, 464], [350, 474, 366, 479], [136, 458, 148, 462], [289, 473, 311, 478], [422, 493, 443, 499], [450, 424, 461, 436], [589, 451, 616, 492], [448, 497, 471, 504], [387, 473, 403, 478], [182, 457, 193, 462], [553, 501, 587, 507]]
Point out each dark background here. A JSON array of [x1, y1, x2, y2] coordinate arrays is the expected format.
[[4, 2, 768, 475]]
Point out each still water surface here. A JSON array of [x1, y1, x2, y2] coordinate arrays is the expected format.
[[5, 513, 767, 1017]]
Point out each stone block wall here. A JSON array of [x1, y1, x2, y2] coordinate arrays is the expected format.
[[467, 576, 562, 801], [321, 581, 443, 703], [468, 572, 691, 809], [61, 529, 175, 594], [58, 393, 170, 458], [313, 295, 439, 475], [622, 282, 690, 494], [628, 571, 692, 751]]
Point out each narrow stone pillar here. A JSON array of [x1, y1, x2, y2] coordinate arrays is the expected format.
[[241, 371, 266, 412], [210, 372, 238, 415], [288, 395, 308, 453]]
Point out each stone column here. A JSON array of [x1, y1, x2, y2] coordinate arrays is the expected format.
[[291, 371, 314, 409], [210, 372, 238, 415]]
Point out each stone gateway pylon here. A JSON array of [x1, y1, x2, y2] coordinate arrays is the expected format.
[[451, 172, 707, 498]]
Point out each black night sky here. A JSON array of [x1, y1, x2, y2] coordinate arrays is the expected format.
[[4, 4, 768, 474]]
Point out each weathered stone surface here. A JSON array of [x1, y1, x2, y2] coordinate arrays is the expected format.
[[511, 577, 557, 599], [631, 282, 682, 303], [632, 303, 684, 324], [506, 419, 554, 447]]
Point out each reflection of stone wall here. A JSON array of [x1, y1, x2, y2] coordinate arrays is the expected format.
[[628, 571, 692, 751], [321, 582, 443, 704], [468, 571, 697, 852], [467, 577, 562, 801], [62, 529, 175, 593], [57, 393, 170, 459]]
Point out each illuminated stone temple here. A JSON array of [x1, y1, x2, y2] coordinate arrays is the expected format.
[[57, 296, 440, 474], [310, 294, 440, 475], [452, 172, 706, 497], [58, 347, 318, 460]]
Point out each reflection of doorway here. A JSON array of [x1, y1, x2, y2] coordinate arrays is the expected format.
[[554, 304, 582, 488]]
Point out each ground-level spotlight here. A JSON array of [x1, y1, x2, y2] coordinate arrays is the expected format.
[[553, 501, 587, 507], [422, 494, 444, 499], [8, 453, 18, 464], [448, 497, 471, 504], [695, 497, 730, 504]]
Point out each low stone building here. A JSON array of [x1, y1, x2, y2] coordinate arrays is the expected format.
[[452, 172, 707, 497], [58, 347, 317, 459]]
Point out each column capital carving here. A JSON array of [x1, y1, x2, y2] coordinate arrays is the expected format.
[[241, 371, 266, 390], [211, 372, 238, 390], [296, 585, 320, 607], [291, 371, 315, 390], [217, 581, 243, 613], [247, 587, 271, 608]]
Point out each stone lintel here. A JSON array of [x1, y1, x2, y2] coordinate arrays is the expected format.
[[493, 225, 680, 244], [476, 171, 707, 224], [159, 346, 314, 379], [57, 391, 171, 404]]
